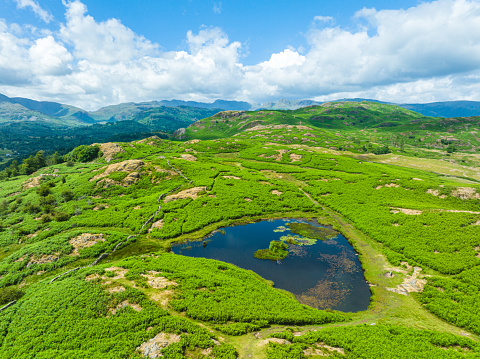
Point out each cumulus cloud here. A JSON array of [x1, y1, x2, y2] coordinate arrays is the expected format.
[[59, 0, 157, 64], [29, 36, 72, 75], [1, 0, 480, 109], [13, 0, 53, 23]]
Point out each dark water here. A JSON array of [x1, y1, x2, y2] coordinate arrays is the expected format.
[[172, 219, 371, 312]]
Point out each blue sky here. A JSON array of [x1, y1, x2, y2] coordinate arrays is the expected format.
[[0, 0, 479, 109]]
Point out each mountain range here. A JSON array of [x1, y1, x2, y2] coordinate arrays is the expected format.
[[2, 93, 480, 130]]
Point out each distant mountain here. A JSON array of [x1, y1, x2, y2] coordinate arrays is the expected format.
[[0, 94, 95, 127], [399, 101, 480, 118], [90, 99, 251, 122], [254, 98, 480, 118]]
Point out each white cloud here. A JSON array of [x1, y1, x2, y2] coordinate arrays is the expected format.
[[213, 2, 222, 14], [59, 0, 157, 64], [13, 0, 53, 23], [2, 0, 480, 109], [313, 15, 334, 23], [29, 36, 72, 75]]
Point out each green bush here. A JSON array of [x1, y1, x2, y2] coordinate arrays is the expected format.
[[0, 287, 24, 306]]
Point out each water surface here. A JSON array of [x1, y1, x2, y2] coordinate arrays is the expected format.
[[172, 218, 371, 312]]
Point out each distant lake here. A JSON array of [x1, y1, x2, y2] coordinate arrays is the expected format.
[[172, 218, 371, 312]]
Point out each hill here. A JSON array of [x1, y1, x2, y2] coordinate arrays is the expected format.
[[2, 108, 480, 356]]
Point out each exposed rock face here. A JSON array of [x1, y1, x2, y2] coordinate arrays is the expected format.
[[451, 187, 480, 200], [180, 154, 197, 161], [136, 136, 160, 145], [137, 332, 182, 358], [27, 253, 60, 267], [90, 160, 145, 187], [23, 174, 59, 190], [173, 128, 186, 140], [149, 220, 164, 233], [95, 143, 126, 162], [386, 266, 426, 295], [69, 233, 105, 256], [164, 187, 207, 203]]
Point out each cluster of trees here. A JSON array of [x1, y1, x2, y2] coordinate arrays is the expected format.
[[0, 151, 62, 179]]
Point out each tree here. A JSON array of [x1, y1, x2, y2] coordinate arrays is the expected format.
[[446, 144, 456, 153]]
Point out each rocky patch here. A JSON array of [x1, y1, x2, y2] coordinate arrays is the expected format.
[[69, 233, 105, 256], [137, 332, 181, 358], [451, 187, 480, 200], [386, 266, 426, 295], [390, 208, 422, 215], [95, 143, 126, 162], [164, 187, 207, 203]]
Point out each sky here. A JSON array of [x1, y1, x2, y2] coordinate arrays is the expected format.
[[1, 0, 480, 110]]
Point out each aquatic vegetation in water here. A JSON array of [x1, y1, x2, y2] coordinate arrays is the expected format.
[[273, 225, 288, 233], [254, 240, 289, 260], [288, 222, 339, 241], [296, 279, 350, 309], [279, 234, 317, 246]]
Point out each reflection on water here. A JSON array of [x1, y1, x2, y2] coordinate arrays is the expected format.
[[172, 218, 371, 312]]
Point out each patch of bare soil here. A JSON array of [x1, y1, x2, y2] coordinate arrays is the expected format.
[[258, 338, 291, 346], [93, 204, 110, 210], [149, 220, 164, 233], [223, 175, 241, 179], [245, 197, 252, 202], [164, 187, 206, 203], [304, 343, 345, 357], [259, 181, 272, 185], [376, 183, 400, 189], [390, 208, 422, 215], [186, 139, 201, 145], [69, 233, 105, 256], [386, 266, 426, 295], [451, 187, 480, 200], [137, 332, 182, 358], [23, 174, 59, 190], [412, 178, 423, 181], [95, 143, 126, 162], [106, 286, 126, 293], [148, 290, 175, 308], [180, 154, 197, 161], [141, 271, 177, 289], [289, 153, 302, 162], [271, 190, 283, 196]]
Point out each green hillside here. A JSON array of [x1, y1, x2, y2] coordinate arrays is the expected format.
[[3, 107, 480, 357]]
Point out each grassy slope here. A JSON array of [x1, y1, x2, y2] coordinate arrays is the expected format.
[[3, 110, 480, 357], [184, 101, 480, 153]]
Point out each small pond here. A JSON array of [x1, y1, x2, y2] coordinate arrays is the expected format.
[[172, 218, 371, 312]]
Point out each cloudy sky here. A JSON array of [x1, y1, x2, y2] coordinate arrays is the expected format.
[[1, 0, 480, 110]]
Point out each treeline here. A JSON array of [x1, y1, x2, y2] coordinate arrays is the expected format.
[[0, 145, 103, 179]]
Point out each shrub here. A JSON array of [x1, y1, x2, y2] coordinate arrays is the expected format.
[[0, 287, 24, 306]]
